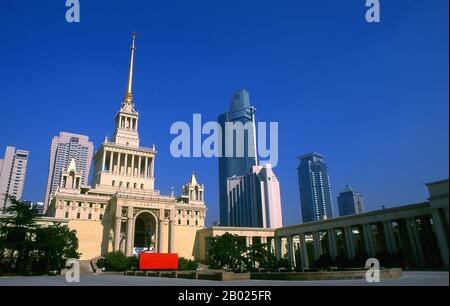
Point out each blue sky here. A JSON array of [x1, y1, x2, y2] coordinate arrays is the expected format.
[[0, 0, 448, 226]]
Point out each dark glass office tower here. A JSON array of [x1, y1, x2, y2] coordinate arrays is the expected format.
[[218, 89, 257, 226], [337, 185, 365, 216], [297, 153, 334, 223]]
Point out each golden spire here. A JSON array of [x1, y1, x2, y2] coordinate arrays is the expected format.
[[124, 32, 136, 104]]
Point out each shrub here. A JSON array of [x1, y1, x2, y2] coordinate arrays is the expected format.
[[127, 256, 139, 270], [96, 258, 106, 268], [103, 251, 129, 271], [333, 255, 350, 268], [314, 254, 333, 268], [350, 251, 369, 268], [178, 257, 198, 270]]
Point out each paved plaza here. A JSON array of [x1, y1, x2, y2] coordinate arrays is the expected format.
[[0, 271, 448, 286]]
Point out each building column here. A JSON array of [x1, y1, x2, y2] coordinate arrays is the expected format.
[[405, 218, 423, 266], [114, 216, 122, 251], [286, 236, 295, 269], [169, 220, 175, 253], [299, 233, 309, 269], [382, 221, 396, 253], [246, 236, 253, 248], [102, 150, 106, 172], [144, 157, 148, 179], [150, 158, 154, 177], [158, 218, 166, 253], [275, 237, 282, 260], [327, 229, 338, 260], [411, 217, 425, 266], [138, 155, 142, 177], [362, 224, 375, 257], [131, 155, 135, 177], [124, 154, 128, 176], [109, 151, 113, 173], [126, 208, 134, 256], [117, 153, 121, 175], [344, 227, 356, 259], [432, 210, 449, 268], [312, 231, 322, 260]]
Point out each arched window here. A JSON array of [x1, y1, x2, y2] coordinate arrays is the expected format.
[[112, 180, 116, 187]]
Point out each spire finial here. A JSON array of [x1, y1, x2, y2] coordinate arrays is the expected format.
[[124, 32, 137, 104]]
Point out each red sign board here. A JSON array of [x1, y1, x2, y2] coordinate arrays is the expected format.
[[138, 253, 179, 270]]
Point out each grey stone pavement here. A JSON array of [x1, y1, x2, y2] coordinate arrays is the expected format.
[[0, 271, 448, 286]]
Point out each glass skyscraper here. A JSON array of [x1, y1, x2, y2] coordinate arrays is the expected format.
[[337, 185, 365, 216], [297, 153, 334, 223], [218, 89, 257, 226]]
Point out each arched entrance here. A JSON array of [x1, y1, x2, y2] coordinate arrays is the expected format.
[[134, 212, 157, 253]]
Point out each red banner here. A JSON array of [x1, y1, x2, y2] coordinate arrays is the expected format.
[[138, 253, 179, 270]]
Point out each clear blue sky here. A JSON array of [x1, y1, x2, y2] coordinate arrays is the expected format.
[[0, 0, 448, 226]]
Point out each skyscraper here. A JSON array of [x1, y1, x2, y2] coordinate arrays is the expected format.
[[0, 146, 29, 210], [337, 185, 365, 216], [297, 153, 334, 223], [226, 164, 283, 228], [218, 89, 257, 226], [43, 132, 93, 212]]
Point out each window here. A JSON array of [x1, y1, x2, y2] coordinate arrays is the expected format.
[[100, 204, 104, 209], [178, 220, 181, 225], [141, 184, 144, 189], [66, 201, 70, 206], [89, 203, 93, 208], [119, 181, 123, 187], [99, 214, 103, 220], [195, 221, 198, 226], [78, 202, 82, 207], [65, 212, 69, 218], [76, 213, 80, 219], [187, 220, 190, 225], [88, 213, 92, 219], [187, 211, 190, 215], [195, 211, 199, 216], [126, 182, 130, 189], [134, 183, 137, 189], [178, 210, 181, 214], [112, 180, 116, 187]]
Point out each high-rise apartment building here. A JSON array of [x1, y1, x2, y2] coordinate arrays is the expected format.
[[0, 146, 29, 210], [337, 185, 365, 216], [297, 153, 334, 223], [43, 132, 93, 212]]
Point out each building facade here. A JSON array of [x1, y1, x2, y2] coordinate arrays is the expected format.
[[218, 89, 257, 226], [226, 164, 283, 228], [43, 132, 93, 212], [46, 33, 207, 260], [0, 146, 29, 210], [298, 153, 334, 223], [337, 185, 365, 216]]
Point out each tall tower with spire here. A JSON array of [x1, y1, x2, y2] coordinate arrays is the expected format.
[[113, 32, 140, 148], [91, 33, 157, 191]]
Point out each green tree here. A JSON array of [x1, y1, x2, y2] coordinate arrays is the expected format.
[[34, 224, 80, 273], [209, 233, 246, 271], [245, 243, 278, 271], [0, 196, 39, 274]]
